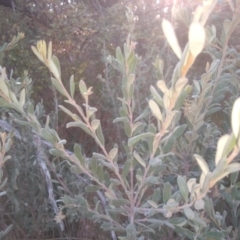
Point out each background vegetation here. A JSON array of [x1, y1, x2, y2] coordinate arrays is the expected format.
[[0, 0, 240, 239]]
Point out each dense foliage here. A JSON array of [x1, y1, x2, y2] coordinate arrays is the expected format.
[[0, 0, 240, 239]]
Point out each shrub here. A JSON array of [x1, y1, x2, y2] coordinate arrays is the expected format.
[[1, 1, 240, 239], [0, 131, 13, 240]]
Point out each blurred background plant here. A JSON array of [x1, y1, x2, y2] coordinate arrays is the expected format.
[[0, 131, 14, 240], [0, 0, 240, 239]]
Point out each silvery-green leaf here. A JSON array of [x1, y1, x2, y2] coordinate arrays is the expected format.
[[168, 218, 187, 227], [128, 132, 155, 146], [163, 94, 170, 109], [47, 41, 52, 60], [193, 5, 203, 22], [174, 226, 195, 239], [51, 77, 68, 97], [96, 164, 104, 182], [85, 185, 101, 192], [133, 151, 146, 167], [215, 134, 230, 165], [58, 139, 66, 145], [59, 105, 81, 121], [71, 165, 83, 174], [91, 119, 100, 131], [208, 59, 220, 75], [144, 219, 163, 225], [147, 200, 158, 209], [41, 129, 56, 144], [194, 199, 205, 210], [127, 73, 135, 86], [19, 88, 25, 108], [126, 223, 137, 237], [132, 122, 145, 135], [109, 148, 118, 161], [97, 159, 113, 171], [162, 19, 182, 59], [149, 157, 162, 167], [193, 80, 201, 93], [93, 153, 107, 160], [85, 106, 97, 119], [101, 222, 114, 230], [122, 159, 131, 178], [9, 91, 19, 105], [164, 220, 175, 229], [205, 107, 222, 117], [113, 117, 128, 123], [110, 178, 121, 186], [152, 188, 161, 203], [201, 172, 211, 194], [3, 155, 11, 163], [175, 87, 189, 110], [90, 156, 98, 175], [194, 154, 209, 175], [69, 75, 75, 98], [225, 163, 240, 174], [123, 121, 131, 137], [187, 178, 197, 192], [111, 198, 130, 207], [121, 86, 128, 100], [27, 101, 34, 114], [203, 231, 224, 239], [4, 139, 12, 152], [177, 175, 188, 202], [79, 80, 87, 98], [116, 46, 124, 64], [74, 143, 84, 165], [199, 171, 207, 192], [230, 171, 239, 185], [96, 123, 105, 146], [188, 22, 205, 58], [136, 174, 142, 182], [166, 198, 179, 209], [31, 46, 44, 63], [44, 115, 50, 128], [134, 108, 149, 122], [67, 121, 92, 136], [145, 176, 158, 185], [149, 99, 162, 122], [157, 80, 168, 93], [210, 165, 226, 187], [163, 182, 172, 203], [174, 78, 188, 94], [0, 78, 9, 98], [60, 193, 74, 203], [49, 56, 61, 80], [150, 85, 163, 107], [128, 54, 137, 74], [163, 124, 187, 153], [49, 149, 65, 158], [183, 207, 194, 220]]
